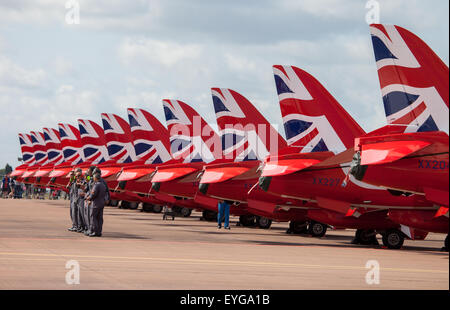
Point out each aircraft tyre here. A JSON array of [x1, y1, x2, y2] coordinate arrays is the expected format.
[[382, 229, 404, 249], [308, 221, 327, 237], [119, 201, 129, 209], [142, 203, 153, 212], [152, 205, 163, 213], [180, 207, 192, 217], [353, 229, 379, 245], [256, 216, 272, 229], [109, 200, 119, 207], [172, 206, 182, 214], [239, 215, 256, 227], [128, 202, 139, 210], [288, 221, 308, 234], [202, 210, 217, 222]]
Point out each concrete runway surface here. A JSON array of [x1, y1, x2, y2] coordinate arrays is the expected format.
[[0, 199, 448, 290]]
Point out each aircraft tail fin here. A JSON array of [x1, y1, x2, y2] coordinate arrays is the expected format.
[[370, 24, 449, 133], [78, 119, 110, 165], [163, 99, 221, 163], [58, 123, 84, 165], [42, 128, 64, 166], [127, 108, 172, 165], [29, 131, 48, 166], [101, 113, 137, 164], [18, 133, 36, 166], [273, 65, 365, 154], [211, 87, 287, 161]]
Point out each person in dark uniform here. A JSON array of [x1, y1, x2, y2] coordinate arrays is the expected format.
[[93, 168, 110, 205], [1, 175, 11, 198], [74, 172, 86, 233], [87, 173, 107, 237], [73, 171, 86, 232], [83, 166, 97, 236], [67, 170, 77, 231]]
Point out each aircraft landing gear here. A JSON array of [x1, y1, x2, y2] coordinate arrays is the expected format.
[[308, 221, 327, 238], [152, 205, 163, 213], [180, 207, 192, 217], [352, 229, 379, 245], [142, 203, 153, 212], [119, 201, 129, 209], [239, 215, 256, 227], [256, 216, 272, 229], [442, 235, 449, 252], [109, 200, 119, 207], [382, 229, 405, 249], [287, 221, 308, 234], [128, 202, 139, 210], [202, 210, 217, 222]]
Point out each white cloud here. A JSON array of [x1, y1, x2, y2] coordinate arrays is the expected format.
[[0, 0, 162, 29], [0, 0, 448, 168], [118, 37, 203, 67], [279, 0, 363, 19], [112, 87, 176, 124], [0, 55, 47, 88], [53, 57, 74, 76]]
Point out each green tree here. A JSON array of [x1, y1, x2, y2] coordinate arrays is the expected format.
[[4, 164, 13, 175]]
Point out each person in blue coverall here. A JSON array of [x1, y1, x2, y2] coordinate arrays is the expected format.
[[217, 200, 231, 230]]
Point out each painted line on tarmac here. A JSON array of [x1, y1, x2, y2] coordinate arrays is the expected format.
[[0, 252, 447, 274], [0, 235, 339, 249]]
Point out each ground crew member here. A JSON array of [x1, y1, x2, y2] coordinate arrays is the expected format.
[[76, 173, 87, 233], [74, 170, 86, 232], [1, 175, 10, 198], [87, 173, 107, 237], [67, 170, 77, 231], [83, 166, 97, 235], [217, 200, 231, 230], [93, 168, 110, 205]]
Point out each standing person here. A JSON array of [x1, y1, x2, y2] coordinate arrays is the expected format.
[[83, 166, 97, 236], [87, 173, 107, 237], [8, 178, 15, 199], [93, 168, 110, 205], [1, 175, 10, 198], [75, 171, 87, 233], [67, 171, 77, 231], [217, 200, 231, 230], [25, 183, 31, 199], [14, 181, 23, 199]]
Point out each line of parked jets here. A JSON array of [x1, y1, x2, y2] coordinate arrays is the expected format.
[[11, 24, 449, 250]]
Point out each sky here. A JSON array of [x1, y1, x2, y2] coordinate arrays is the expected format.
[[0, 0, 448, 169]]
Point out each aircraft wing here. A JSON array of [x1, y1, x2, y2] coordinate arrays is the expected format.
[[117, 167, 156, 181], [152, 167, 197, 183], [100, 167, 123, 178], [200, 166, 251, 184], [48, 167, 73, 178], [360, 140, 431, 166]]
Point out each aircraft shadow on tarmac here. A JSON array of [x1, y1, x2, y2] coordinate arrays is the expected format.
[[174, 228, 447, 254], [243, 239, 449, 254], [101, 232, 151, 240], [58, 205, 447, 254]]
